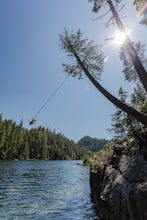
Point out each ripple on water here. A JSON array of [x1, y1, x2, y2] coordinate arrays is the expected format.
[[0, 160, 99, 220]]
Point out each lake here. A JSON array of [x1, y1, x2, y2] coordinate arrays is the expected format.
[[0, 160, 99, 220]]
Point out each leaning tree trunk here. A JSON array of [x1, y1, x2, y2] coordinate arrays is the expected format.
[[107, 0, 147, 93], [66, 38, 147, 127]]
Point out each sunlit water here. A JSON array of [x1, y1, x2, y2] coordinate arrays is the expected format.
[[0, 160, 99, 220]]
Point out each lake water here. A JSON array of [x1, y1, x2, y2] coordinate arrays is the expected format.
[[0, 160, 99, 220]]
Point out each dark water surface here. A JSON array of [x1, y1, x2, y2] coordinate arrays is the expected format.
[[0, 160, 99, 220]]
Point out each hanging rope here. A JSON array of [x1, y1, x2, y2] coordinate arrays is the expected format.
[[31, 74, 69, 122]]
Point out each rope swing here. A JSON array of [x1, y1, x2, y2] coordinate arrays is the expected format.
[[29, 75, 69, 125]]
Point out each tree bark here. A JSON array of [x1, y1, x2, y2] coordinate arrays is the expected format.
[[66, 37, 147, 127], [107, 0, 147, 93]]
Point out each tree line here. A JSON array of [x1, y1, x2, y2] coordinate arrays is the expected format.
[[0, 114, 85, 160]]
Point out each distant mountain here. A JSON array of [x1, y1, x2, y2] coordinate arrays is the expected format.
[[78, 136, 109, 152]]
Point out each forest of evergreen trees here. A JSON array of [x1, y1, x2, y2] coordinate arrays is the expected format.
[[0, 114, 85, 160]]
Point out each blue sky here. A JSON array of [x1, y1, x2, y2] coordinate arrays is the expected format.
[[1, 0, 147, 142]]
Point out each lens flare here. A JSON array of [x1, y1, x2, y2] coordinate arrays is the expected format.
[[113, 30, 131, 46]]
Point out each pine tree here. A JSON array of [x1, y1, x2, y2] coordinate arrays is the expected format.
[[88, 0, 147, 92], [59, 30, 147, 126]]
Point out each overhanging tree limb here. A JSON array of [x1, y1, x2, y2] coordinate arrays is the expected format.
[[64, 32, 147, 127]]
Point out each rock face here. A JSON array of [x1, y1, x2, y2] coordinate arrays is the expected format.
[[90, 146, 147, 220]]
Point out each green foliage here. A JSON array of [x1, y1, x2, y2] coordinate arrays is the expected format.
[[78, 136, 109, 152], [59, 29, 105, 80], [110, 83, 147, 142], [88, 0, 122, 13], [60, 25, 147, 127], [0, 114, 85, 160], [84, 141, 114, 173], [119, 42, 147, 82], [133, 0, 141, 6]]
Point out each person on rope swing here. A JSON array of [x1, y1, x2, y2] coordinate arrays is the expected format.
[[29, 117, 36, 125]]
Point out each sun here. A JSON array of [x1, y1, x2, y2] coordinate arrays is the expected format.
[[113, 30, 131, 46], [113, 32, 127, 45]]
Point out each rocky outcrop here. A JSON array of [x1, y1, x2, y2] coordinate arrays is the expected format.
[[90, 145, 147, 220]]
